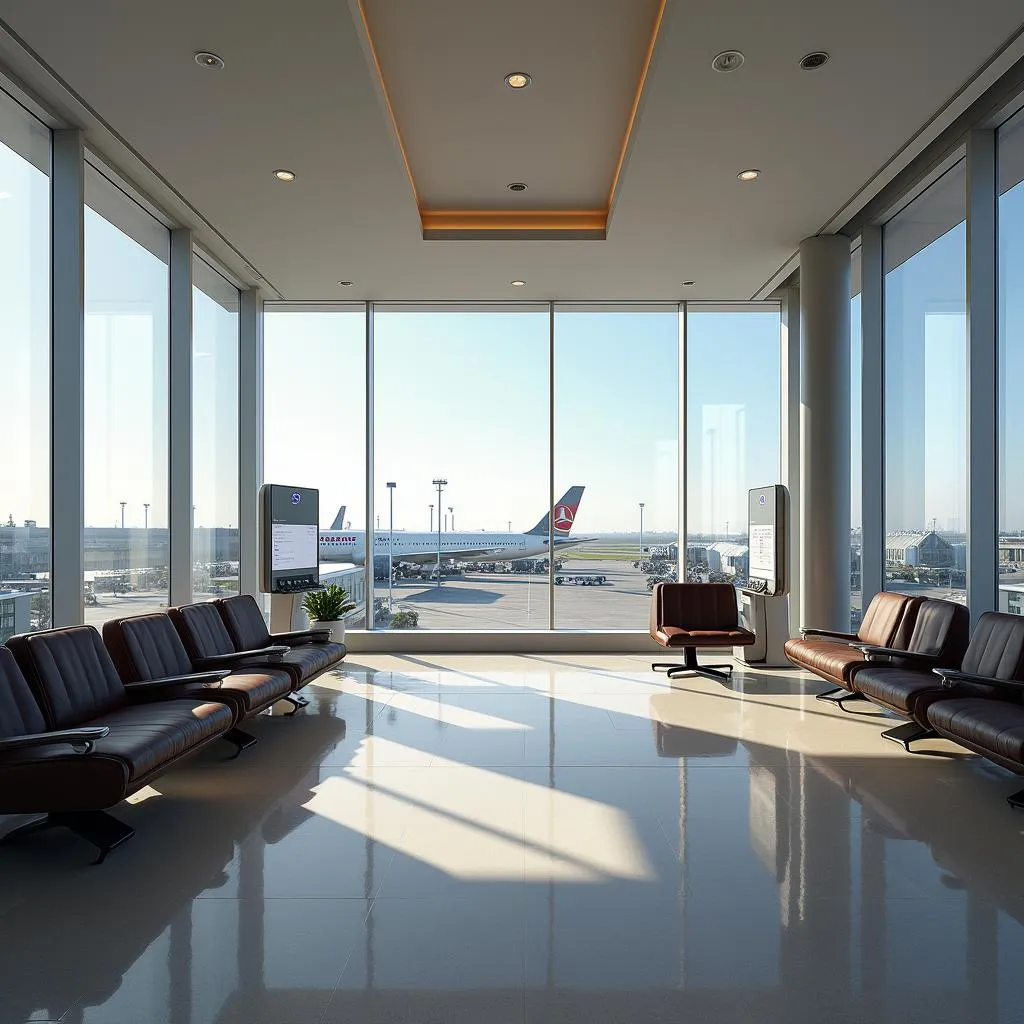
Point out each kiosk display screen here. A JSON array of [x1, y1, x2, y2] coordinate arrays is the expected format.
[[261, 484, 320, 593], [746, 485, 787, 596]]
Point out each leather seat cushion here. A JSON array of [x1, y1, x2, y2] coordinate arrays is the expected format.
[[852, 667, 943, 716], [784, 637, 864, 687], [928, 698, 1024, 767], [655, 626, 755, 648], [224, 669, 294, 712], [91, 698, 233, 781], [281, 644, 340, 684]]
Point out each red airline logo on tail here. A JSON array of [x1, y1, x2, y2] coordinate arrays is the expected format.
[[553, 505, 575, 532]]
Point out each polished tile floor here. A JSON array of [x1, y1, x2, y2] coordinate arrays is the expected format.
[[3, 654, 1024, 1023]]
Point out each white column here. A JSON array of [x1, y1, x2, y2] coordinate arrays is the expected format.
[[50, 129, 85, 627], [168, 229, 193, 606], [799, 235, 852, 631], [780, 283, 801, 636], [860, 225, 884, 606], [238, 288, 263, 598]]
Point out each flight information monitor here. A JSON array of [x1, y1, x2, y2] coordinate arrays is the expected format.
[[745, 484, 788, 597], [261, 484, 320, 594]]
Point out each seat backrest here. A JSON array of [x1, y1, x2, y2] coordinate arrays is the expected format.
[[0, 646, 47, 739], [216, 595, 272, 651], [652, 583, 739, 632], [962, 611, 1024, 679], [904, 599, 970, 665], [169, 602, 239, 659], [102, 613, 194, 682], [857, 592, 918, 647], [6, 626, 125, 729]]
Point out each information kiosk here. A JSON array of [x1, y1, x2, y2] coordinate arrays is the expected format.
[[736, 484, 791, 667], [260, 484, 320, 633]]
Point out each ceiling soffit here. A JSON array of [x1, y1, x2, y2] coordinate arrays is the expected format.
[[353, 0, 665, 240]]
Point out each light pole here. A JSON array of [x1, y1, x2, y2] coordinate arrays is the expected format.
[[119, 501, 127, 529], [432, 478, 447, 587], [387, 482, 396, 609], [449, 506, 454, 532], [143, 503, 150, 530], [639, 502, 645, 558], [429, 504, 434, 532]]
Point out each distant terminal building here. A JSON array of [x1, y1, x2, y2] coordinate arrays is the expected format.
[[706, 542, 749, 577], [0, 589, 31, 643], [885, 531, 954, 568], [999, 538, 1024, 566]]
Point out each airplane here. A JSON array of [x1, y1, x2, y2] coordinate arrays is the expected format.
[[317, 486, 591, 565]]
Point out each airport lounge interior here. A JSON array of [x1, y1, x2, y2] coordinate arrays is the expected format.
[[5, 2, 1024, 1022]]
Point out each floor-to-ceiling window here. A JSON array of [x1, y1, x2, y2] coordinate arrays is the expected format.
[[554, 306, 679, 630], [84, 164, 170, 626], [193, 257, 240, 599], [685, 304, 782, 594], [998, 108, 1024, 614], [0, 91, 49, 638], [264, 306, 367, 625], [883, 160, 967, 606], [373, 306, 549, 630], [851, 249, 863, 627]]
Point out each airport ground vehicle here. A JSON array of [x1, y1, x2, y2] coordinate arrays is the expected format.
[[554, 572, 608, 586]]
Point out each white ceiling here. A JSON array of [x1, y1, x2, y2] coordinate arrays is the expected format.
[[0, 0, 1023, 300]]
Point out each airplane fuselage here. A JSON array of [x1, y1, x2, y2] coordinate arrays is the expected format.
[[318, 530, 578, 565]]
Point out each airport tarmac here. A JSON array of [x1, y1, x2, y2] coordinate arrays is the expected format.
[[374, 558, 656, 631]]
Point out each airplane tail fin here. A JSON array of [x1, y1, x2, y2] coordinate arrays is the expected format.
[[329, 505, 347, 530], [526, 486, 585, 537]]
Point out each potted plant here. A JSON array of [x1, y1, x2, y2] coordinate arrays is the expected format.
[[302, 584, 355, 644]]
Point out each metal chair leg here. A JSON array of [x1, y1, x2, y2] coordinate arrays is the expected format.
[[880, 721, 936, 751], [1007, 788, 1024, 810], [815, 687, 846, 702]]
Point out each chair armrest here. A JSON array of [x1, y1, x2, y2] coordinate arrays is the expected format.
[[271, 629, 332, 646], [194, 646, 289, 669], [124, 670, 229, 696], [932, 667, 1024, 693], [800, 628, 859, 641], [0, 726, 110, 757], [855, 645, 939, 665]]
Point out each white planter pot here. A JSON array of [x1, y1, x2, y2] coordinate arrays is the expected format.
[[310, 619, 346, 645]]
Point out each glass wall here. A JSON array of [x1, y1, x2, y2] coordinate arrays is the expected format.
[[850, 248, 863, 627], [193, 257, 240, 599], [883, 160, 967, 605], [84, 165, 170, 626], [685, 304, 782, 594], [554, 306, 679, 630], [998, 108, 1024, 614], [264, 307, 367, 625], [373, 307, 549, 630], [0, 92, 50, 638]]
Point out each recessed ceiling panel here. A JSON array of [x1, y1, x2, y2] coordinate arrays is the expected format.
[[357, 0, 664, 238]]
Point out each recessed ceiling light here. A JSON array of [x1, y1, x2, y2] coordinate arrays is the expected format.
[[507, 182, 528, 192], [338, 280, 354, 287], [711, 50, 745, 73], [737, 169, 761, 182], [504, 72, 532, 89], [681, 281, 695, 287], [273, 169, 296, 182], [799, 51, 830, 71], [510, 280, 526, 287], [194, 51, 225, 70]]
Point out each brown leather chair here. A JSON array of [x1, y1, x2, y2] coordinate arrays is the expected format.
[[650, 582, 755, 682], [216, 594, 346, 690], [837, 598, 970, 747], [784, 591, 920, 702], [103, 612, 295, 752], [2, 628, 234, 862], [920, 612, 1024, 806]]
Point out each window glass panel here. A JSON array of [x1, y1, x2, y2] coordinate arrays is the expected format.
[[685, 305, 782, 594], [373, 307, 548, 630], [851, 249, 863, 627], [84, 166, 170, 625], [554, 307, 678, 629], [0, 93, 49, 637], [264, 308, 367, 626], [883, 160, 967, 605], [998, 109, 1024, 613], [193, 258, 239, 598]]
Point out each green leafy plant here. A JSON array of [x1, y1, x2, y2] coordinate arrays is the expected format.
[[302, 584, 355, 622], [389, 606, 419, 630]]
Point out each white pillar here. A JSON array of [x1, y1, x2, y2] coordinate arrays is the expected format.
[[168, 229, 193, 606], [799, 235, 852, 631]]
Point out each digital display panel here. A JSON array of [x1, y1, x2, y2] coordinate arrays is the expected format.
[[271, 523, 318, 572], [749, 524, 775, 580], [261, 484, 320, 593]]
